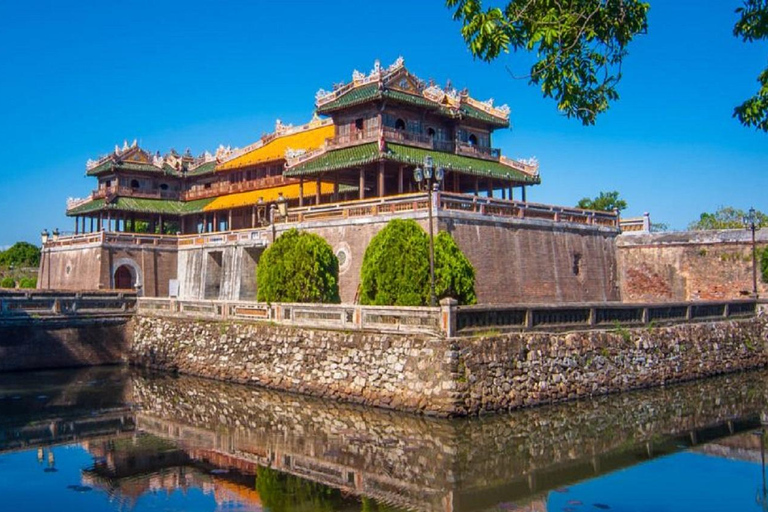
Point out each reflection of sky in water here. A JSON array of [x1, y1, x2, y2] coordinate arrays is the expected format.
[[546, 452, 763, 512], [0, 447, 219, 512]]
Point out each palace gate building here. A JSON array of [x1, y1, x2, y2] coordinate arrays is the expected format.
[[40, 58, 620, 304]]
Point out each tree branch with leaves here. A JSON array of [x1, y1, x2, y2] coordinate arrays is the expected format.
[[734, 0, 768, 131], [447, 0, 649, 125]]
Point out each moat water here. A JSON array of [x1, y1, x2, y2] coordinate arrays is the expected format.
[[1, 366, 767, 512]]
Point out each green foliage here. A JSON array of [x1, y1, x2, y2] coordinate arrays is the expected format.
[[446, 0, 649, 125], [360, 219, 430, 306], [18, 277, 37, 289], [688, 206, 768, 230], [256, 229, 340, 303], [734, 0, 768, 131], [255, 466, 343, 512], [650, 221, 669, 233], [0, 277, 15, 288], [434, 231, 477, 305], [760, 246, 768, 283], [576, 190, 627, 212], [0, 242, 41, 267], [360, 220, 477, 306]]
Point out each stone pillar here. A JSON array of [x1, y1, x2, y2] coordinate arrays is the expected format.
[[227, 210, 233, 231], [251, 206, 256, 228], [359, 168, 365, 200], [440, 298, 458, 338], [213, 212, 218, 232]]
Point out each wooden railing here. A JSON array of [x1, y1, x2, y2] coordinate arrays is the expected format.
[[92, 187, 180, 201], [138, 298, 443, 335], [44, 231, 179, 249], [0, 291, 137, 320], [454, 300, 758, 334], [439, 192, 619, 227]]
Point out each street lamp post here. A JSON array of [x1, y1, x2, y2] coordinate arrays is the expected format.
[[413, 155, 445, 307], [743, 207, 760, 299]]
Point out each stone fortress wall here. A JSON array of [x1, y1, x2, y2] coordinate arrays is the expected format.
[[131, 313, 768, 416], [44, 207, 620, 305]]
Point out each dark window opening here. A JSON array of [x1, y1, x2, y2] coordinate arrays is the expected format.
[[468, 133, 478, 146], [160, 183, 169, 191], [427, 127, 436, 138], [130, 179, 140, 189], [355, 118, 364, 130], [572, 253, 582, 276], [204, 182, 212, 189], [395, 118, 406, 130]]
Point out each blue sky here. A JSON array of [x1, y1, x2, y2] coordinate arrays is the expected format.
[[0, 0, 766, 246]]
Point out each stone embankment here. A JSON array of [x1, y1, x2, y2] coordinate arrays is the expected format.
[[131, 314, 768, 416]]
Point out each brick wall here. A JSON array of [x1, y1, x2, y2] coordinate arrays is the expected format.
[[617, 230, 768, 302]]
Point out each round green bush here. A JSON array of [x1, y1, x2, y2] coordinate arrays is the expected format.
[[0, 277, 16, 289], [256, 229, 340, 303], [19, 277, 37, 289], [360, 219, 476, 306]]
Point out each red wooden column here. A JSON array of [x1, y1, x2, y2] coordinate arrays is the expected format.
[[315, 175, 322, 205], [359, 168, 365, 200], [333, 172, 339, 201], [299, 178, 304, 207], [378, 162, 385, 197]]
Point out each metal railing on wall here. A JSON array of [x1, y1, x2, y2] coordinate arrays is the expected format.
[[455, 300, 757, 334], [137, 297, 758, 337]]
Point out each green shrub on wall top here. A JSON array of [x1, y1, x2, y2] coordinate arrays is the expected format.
[[761, 246, 768, 283], [256, 229, 340, 304], [0, 277, 15, 288], [18, 277, 37, 289], [359, 219, 476, 306]]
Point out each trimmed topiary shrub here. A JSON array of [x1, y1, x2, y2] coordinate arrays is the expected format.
[[434, 231, 477, 305], [0, 277, 15, 288], [19, 277, 37, 289], [360, 219, 476, 306], [256, 229, 340, 303], [360, 219, 431, 306]]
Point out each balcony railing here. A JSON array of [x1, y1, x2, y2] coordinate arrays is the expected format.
[[92, 187, 180, 201], [455, 141, 501, 160]]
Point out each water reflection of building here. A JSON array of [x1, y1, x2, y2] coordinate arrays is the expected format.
[[82, 434, 265, 512], [128, 370, 768, 512], [4, 367, 768, 512]]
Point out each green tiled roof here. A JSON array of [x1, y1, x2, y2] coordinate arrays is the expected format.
[[460, 103, 509, 127], [284, 143, 381, 176], [185, 161, 216, 176], [385, 144, 537, 183], [316, 84, 380, 113], [86, 161, 167, 176], [383, 89, 440, 109], [285, 142, 539, 183], [66, 196, 214, 216]]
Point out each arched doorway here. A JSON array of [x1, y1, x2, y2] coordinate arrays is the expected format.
[[114, 265, 134, 289]]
